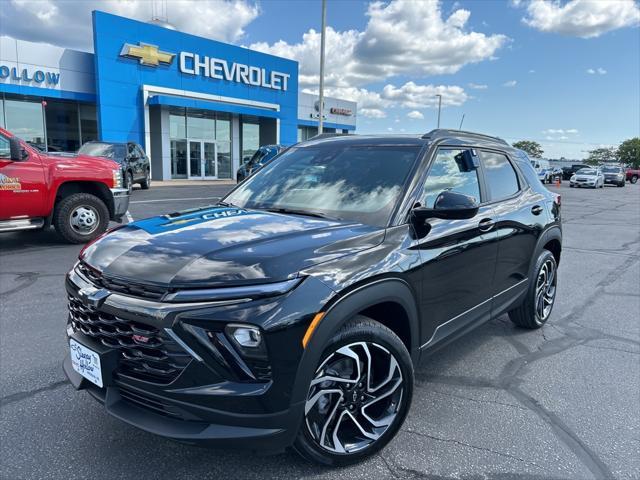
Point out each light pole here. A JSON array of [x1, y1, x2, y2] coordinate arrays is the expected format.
[[318, 0, 327, 135], [435, 94, 442, 128]]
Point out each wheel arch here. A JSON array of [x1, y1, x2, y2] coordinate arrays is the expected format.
[[531, 226, 562, 273], [291, 277, 420, 406], [50, 181, 114, 224]]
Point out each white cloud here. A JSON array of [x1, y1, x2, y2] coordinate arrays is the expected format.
[[407, 110, 425, 120], [529, 69, 536, 73], [521, 0, 640, 38], [251, 0, 508, 88], [503, 80, 518, 87], [381, 82, 468, 109], [587, 67, 607, 75], [543, 128, 579, 140], [0, 0, 260, 51], [468, 83, 488, 89], [305, 81, 469, 119]]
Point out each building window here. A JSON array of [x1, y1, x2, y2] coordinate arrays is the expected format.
[[0, 99, 4, 129], [80, 104, 97, 144], [45, 100, 80, 152], [241, 117, 259, 164], [170, 111, 186, 138], [187, 111, 215, 139], [4, 99, 45, 149]]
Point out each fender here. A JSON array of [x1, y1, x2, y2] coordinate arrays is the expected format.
[[289, 277, 420, 408], [529, 225, 562, 276]]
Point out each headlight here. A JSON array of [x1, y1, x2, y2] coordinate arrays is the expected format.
[[112, 168, 123, 188], [570, 175, 576, 180]]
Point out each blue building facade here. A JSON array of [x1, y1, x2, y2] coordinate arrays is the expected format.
[[0, 11, 357, 180]]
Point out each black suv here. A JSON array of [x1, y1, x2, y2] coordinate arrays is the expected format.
[[78, 141, 151, 193], [63, 130, 561, 466]]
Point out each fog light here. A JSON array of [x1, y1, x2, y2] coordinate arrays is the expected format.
[[226, 324, 262, 348]]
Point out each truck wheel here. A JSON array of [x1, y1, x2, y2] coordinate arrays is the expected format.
[[53, 193, 109, 244], [294, 316, 413, 466], [140, 169, 151, 190], [125, 171, 133, 194], [509, 250, 557, 329]]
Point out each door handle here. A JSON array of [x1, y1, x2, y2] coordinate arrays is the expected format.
[[531, 205, 543, 215], [478, 218, 494, 232]]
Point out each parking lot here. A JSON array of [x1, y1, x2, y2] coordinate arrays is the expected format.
[[1, 181, 638, 480]]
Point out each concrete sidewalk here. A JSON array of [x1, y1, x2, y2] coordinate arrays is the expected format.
[[151, 179, 236, 187]]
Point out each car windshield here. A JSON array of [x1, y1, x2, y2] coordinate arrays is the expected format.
[[577, 169, 596, 175], [224, 144, 421, 226], [79, 142, 125, 161], [602, 166, 621, 173]]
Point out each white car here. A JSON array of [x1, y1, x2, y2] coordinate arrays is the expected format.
[[570, 168, 604, 188]]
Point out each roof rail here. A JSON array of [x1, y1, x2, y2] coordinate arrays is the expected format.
[[309, 132, 350, 140], [421, 129, 509, 146]]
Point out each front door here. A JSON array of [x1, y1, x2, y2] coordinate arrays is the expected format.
[[0, 134, 46, 220], [412, 147, 499, 348], [188, 141, 217, 179]]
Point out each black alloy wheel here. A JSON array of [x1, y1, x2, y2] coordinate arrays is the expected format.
[[295, 317, 413, 466]]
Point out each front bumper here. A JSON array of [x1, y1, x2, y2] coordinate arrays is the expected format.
[[109, 187, 130, 221], [604, 177, 624, 184], [61, 266, 332, 450]]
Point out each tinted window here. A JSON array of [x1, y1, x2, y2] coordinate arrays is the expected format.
[[225, 145, 420, 226], [421, 149, 481, 207], [79, 142, 126, 162], [602, 166, 622, 173], [481, 151, 520, 201]]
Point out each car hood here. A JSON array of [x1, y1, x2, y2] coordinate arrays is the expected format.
[[42, 152, 119, 168], [81, 206, 384, 288]]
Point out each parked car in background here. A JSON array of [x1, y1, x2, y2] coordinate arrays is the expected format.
[[626, 166, 639, 184], [78, 141, 151, 193], [601, 165, 626, 187], [236, 145, 285, 182], [63, 130, 562, 465], [0, 128, 129, 243], [549, 166, 563, 184], [530, 159, 552, 183], [570, 167, 604, 188], [562, 164, 589, 180]]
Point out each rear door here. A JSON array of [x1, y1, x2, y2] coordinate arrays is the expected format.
[[478, 149, 542, 314], [413, 147, 499, 348]]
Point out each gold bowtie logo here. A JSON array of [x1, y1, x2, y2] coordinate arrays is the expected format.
[[120, 42, 175, 66]]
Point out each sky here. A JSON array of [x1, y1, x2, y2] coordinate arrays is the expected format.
[[1, 0, 638, 159]]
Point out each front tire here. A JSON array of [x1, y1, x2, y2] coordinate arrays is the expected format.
[[140, 169, 151, 190], [509, 250, 557, 329], [631, 175, 638, 184], [53, 193, 109, 244], [125, 171, 133, 194], [294, 316, 413, 466]]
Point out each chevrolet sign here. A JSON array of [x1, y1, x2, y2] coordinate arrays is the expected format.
[[179, 52, 290, 91], [120, 43, 175, 66]]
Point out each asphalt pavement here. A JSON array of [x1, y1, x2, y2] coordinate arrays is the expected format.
[[1, 181, 639, 480]]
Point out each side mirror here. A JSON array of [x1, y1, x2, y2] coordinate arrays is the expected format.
[[412, 190, 480, 221], [454, 149, 478, 172], [9, 137, 27, 161]]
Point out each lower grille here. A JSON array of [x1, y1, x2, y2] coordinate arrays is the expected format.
[[68, 296, 191, 383], [118, 385, 184, 419]]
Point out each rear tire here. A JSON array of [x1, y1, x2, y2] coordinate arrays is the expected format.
[[125, 171, 133, 194], [509, 250, 557, 329], [293, 316, 413, 466], [631, 175, 638, 184], [53, 193, 109, 244]]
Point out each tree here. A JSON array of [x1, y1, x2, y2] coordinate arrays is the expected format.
[[617, 138, 640, 168], [585, 147, 617, 165], [512, 140, 543, 158]]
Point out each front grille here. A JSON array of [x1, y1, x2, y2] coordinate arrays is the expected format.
[[76, 262, 167, 300], [68, 296, 191, 383], [117, 384, 184, 419]]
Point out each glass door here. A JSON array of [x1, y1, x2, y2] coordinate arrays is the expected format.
[[203, 142, 217, 178], [170, 140, 188, 178], [188, 141, 202, 179]]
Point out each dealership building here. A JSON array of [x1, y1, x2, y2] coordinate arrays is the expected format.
[[0, 11, 357, 180]]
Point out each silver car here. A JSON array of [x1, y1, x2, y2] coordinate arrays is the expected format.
[[570, 167, 604, 188]]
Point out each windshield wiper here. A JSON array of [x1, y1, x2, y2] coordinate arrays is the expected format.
[[217, 200, 241, 208], [262, 207, 341, 221]]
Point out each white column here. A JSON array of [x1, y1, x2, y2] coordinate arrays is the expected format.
[[232, 114, 240, 182]]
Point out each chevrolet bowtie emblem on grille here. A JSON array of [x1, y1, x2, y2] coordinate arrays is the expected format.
[[120, 42, 175, 66], [79, 288, 110, 308]]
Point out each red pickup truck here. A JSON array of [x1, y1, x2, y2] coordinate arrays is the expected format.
[[626, 167, 639, 184], [0, 128, 129, 243]]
